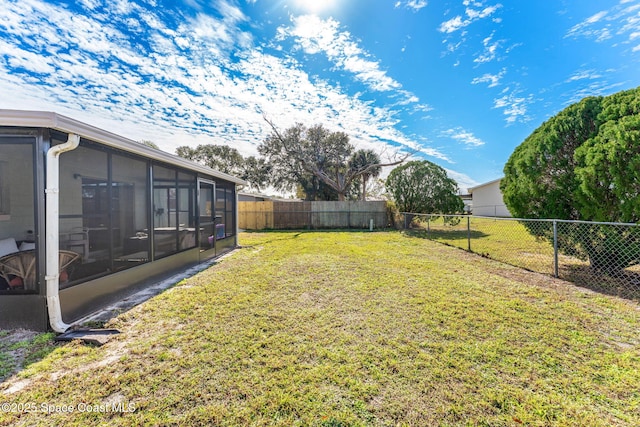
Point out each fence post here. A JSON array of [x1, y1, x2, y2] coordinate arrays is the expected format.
[[427, 216, 430, 238], [553, 220, 559, 278], [467, 216, 471, 251]]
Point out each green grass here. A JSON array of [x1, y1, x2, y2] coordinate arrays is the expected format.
[[1, 231, 639, 426], [417, 217, 560, 274], [0, 332, 57, 381], [415, 217, 640, 300]]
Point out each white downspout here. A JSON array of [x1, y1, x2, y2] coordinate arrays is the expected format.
[[235, 184, 240, 246], [45, 133, 80, 333]]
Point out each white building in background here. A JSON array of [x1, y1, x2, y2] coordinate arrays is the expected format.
[[468, 178, 512, 217]]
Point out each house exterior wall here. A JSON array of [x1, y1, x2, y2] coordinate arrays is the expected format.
[[0, 110, 245, 331], [470, 179, 512, 217]]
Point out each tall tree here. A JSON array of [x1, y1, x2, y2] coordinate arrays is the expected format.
[[296, 175, 344, 201], [260, 118, 405, 201], [240, 156, 271, 192], [385, 160, 463, 214], [349, 149, 382, 200], [176, 144, 269, 191], [139, 140, 160, 149], [502, 85, 640, 272], [176, 144, 245, 175]]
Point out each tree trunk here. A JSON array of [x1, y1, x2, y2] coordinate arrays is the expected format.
[[361, 176, 368, 201]]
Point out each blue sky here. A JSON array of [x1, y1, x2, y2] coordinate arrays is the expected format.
[[1, 0, 639, 191]]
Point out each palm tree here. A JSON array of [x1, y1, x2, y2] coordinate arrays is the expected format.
[[349, 149, 382, 201]]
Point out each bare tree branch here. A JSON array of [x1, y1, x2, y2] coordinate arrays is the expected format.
[[261, 116, 410, 200]]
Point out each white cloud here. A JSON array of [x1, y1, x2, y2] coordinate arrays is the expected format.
[[587, 10, 608, 24], [474, 32, 502, 63], [78, 0, 100, 9], [617, 4, 640, 41], [0, 0, 451, 166], [565, 68, 602, 82], [439, 1, 502, 33], [395, 0, 427, 11], [441, 127, 485, 147], [0, 40, 57, 75], [471, 68, 506, 87], [443, 38, 465, 54], [276, 14, 432, 114], [407, 0, 428, 11], [439, 1, 504, 64], [565, 3, 640, 49], [444, 168, 480, 191], [279, 15, 404, 92], [439, 15, 466, 33], [493, 90, 532, 124], [563, 80, 626, 105]]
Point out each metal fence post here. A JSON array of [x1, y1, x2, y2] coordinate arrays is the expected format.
[[467, 216, 471, 252], [553, 220, 559, 278], [397, 212, 639, 300]]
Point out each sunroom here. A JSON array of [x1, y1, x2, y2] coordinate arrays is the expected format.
[[0, 110, 245, 331]]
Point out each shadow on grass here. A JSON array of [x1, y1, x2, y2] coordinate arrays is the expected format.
[[0, 331, 60, 383], [240, 230, 305, 247], [560, 265, 640, 302], [403, 228, 488, 241], [242, 228, 398, 241], [405, 228, 640, 303]]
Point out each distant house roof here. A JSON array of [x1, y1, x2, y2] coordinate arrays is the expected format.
[[468, 177, 503, 194], [0, 109, 247, 185], [238, 192, 301, 202]]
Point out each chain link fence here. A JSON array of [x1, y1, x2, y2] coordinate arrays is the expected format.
[[403, 213, 640, 301]]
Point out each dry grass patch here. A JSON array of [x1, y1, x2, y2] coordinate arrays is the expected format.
[[0, 231, 639, 426]]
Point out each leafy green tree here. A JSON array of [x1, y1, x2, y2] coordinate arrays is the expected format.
[[349, 149, 382, 200], [139, 140, 160, 149], [176, 144, 244, 175], [240, 156, 271, 192], [260, 119, 404, 201], [385, 160, 464, 215], [259, 122, 352, 200], [176, 144, 270, 191], [574, 90, 640, 222], [502, 96, 601, 220], [295, 176, 344, 201], [501, 86, 640, 272]]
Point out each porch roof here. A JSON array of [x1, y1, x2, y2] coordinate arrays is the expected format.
[[0, 109, 247, 186]]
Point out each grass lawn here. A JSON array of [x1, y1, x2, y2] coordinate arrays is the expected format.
[[416, 217, 640, 301], [416, 217, 564, 275], [1, 231, 639, 426]]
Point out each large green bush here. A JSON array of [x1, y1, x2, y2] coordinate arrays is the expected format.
[[386, 160, 463, 215], [502, 86, 640, 272]]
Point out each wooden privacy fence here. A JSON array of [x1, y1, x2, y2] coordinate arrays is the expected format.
[[239, 201, 390, 230]]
